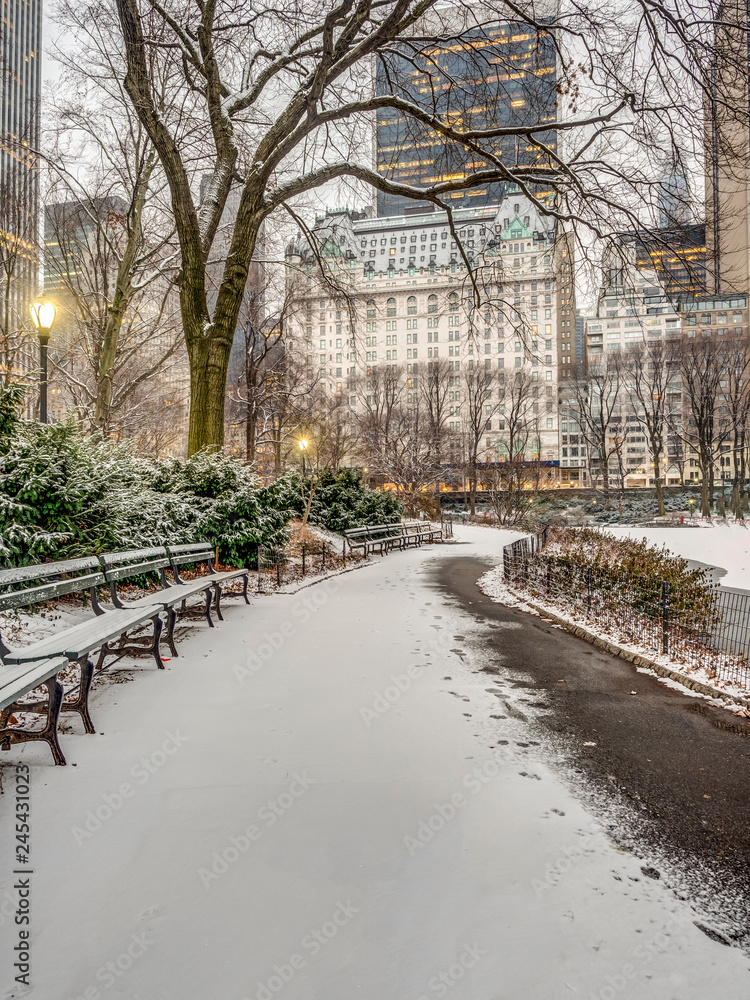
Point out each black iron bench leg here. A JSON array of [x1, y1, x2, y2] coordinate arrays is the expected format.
[[242, 573, 250, 605], [0, 678, 66, 766], [212, 583, 224, 621], [204, 588, 214, 628], [165, 607, 179, 658], [96, 642, 109, 670], [61, 657, 96, 734], [151, 615, 165, 668]]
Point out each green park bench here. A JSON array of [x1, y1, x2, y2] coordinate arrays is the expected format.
[[0, 544, 251, 765]]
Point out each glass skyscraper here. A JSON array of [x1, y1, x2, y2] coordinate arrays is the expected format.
[[375, 20, 557, 216]]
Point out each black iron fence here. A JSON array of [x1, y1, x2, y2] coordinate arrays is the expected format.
[[258, 538, 350, 589], [502, 529, 750, 692]]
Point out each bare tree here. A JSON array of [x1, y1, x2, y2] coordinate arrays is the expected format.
[[487, 368, 539, 524], [101, 0, 747, 454], [624, 341, 680, 515], [44, 193, 184, 436], [0, 176, 38, 398], [570, 354, 624, 508], [719, 334, 750, 517], [462, 363, 499, 514], [675, 336, 732, 516], [45, 0, 186, 437]]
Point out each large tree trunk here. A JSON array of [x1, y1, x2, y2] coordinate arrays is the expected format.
[[186, 334, 234, 455]]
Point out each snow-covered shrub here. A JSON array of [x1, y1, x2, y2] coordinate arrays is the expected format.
[[0, 421, 289, 567], [540, 525, 717, 631], [276, 468, 402, 532]]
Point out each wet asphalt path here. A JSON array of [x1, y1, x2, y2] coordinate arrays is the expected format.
[[433, 555, 750, 945]]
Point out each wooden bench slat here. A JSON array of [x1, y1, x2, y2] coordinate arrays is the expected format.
[[0, 572, 106, 612], [104, 558, 170, 583], [0, 658, 66, 710], [0, 556, 101, 587], [119, 579, 218, 609], [3, 607, 157, 663], [99, 547, 168, 569]]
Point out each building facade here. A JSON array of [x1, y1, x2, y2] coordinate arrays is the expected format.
[[1, 0, 42, 392], [286, 193, 566, 481], [375, 14, 557, 217]]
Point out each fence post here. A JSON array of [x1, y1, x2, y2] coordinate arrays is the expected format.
[[276, 553, 281, 588], [321, 544, 326, 572], [342, 539, 347, 565], [586, 567, 593, 616], [503, 546, 510, 582], [661, 581, 669, 655], [301, 543, 306, 577], [546, 557, 552, 597]]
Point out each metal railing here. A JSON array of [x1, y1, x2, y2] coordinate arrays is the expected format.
[[502, 528, 750, 692]]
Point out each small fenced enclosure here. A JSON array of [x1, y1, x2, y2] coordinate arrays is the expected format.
[[257, 536, 355, 590], [502, 525, 750, 692]]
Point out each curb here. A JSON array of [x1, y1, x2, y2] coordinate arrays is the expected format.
[[510, 590, 750, 712]]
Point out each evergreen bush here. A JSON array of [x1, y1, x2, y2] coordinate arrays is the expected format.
[[276, 468, 402, 532]]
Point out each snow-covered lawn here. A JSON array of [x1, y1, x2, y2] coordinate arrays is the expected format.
[[604, 522, 750, 590], [1, 526, 748, 999]]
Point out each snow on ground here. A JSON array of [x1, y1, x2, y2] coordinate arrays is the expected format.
[[1, 525, 749, 999], [604, 522, 750, 590]]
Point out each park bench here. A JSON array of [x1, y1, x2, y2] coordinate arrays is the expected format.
[[0, 544, 252, 765], [343, 521, 443, 556], [100, 543, 250, 654], [343, 524, 403, 556], [165, 542, 251, 623], [416, 522, 443, 543], [0, 556, 166, 765]]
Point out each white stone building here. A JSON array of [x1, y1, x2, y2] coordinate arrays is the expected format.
[[285, 193, 567, 474]]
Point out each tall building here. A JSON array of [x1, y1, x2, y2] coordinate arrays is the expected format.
[[626, 224, 708, 301], [375, 15, 557, 217], [1, 0, 42, 382], [704, 0, 750, 294], [285, 193, 564, 480], [583, 253, 684, 489]]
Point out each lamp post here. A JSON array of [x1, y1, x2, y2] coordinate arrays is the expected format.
[[298, 438, 309, 478], [29, 301, 58, 423]]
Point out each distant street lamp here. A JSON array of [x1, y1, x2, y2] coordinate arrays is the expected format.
[[298, 438, 309, 477], [29, 301, 58, 423]]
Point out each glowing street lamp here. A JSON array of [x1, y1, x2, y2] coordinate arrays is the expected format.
[[298, 438, 309, 477], [29, 301, 58, 423]]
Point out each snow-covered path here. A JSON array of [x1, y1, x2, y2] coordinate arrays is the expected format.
[[1, 526, 748, 1000]]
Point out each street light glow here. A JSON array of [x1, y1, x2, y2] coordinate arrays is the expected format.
[[298, 439, 309, 451], [29, 301, 58, 336]]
